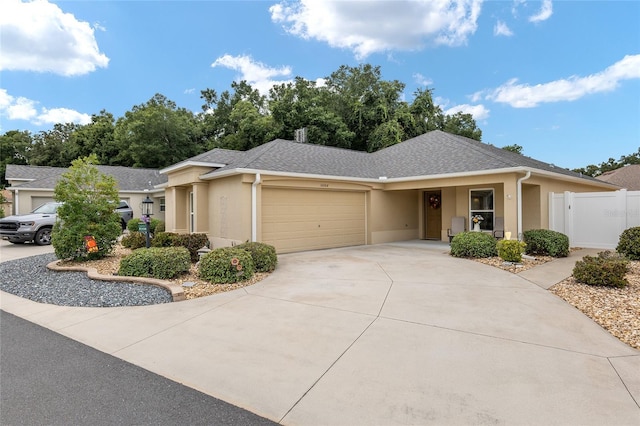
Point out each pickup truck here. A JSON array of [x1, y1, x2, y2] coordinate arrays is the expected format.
[[0, 200, 134, 245]]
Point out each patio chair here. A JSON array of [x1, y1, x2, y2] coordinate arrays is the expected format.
[[493, 217, 505, 239], [447, 216, 466, 243]]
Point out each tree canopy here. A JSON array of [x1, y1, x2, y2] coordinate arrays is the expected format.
[[1, 63, 484, 181]]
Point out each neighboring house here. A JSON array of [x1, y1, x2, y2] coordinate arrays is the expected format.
[[5, 164, 167, 221], [160, 130, 617, 253], [1, 189, 12, 217], [596, 164, 640, 190]]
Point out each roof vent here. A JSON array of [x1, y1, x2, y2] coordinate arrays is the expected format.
[[294, 127, 308, 143]]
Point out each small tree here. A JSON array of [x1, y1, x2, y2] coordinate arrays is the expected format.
[[52, 154, 121, 260], [0, 189, 6, 219]]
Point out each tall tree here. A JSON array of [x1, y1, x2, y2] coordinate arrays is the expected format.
[[442, 112, 482, 141], [573, 147, 640, 177], [114, 94, 203, 168], [69, 110, 118, 165], [0, 130, 31, 185], [29, 123, 80, 167]]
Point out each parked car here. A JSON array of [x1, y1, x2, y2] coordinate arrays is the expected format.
[[0, 201, 134, 245]]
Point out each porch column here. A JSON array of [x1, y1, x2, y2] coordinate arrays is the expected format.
[[503, 178, 518, 239], [192, 182, 209, 233]]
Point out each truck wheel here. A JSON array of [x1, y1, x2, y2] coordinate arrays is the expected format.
[[34, 228, 53, 246], [121, 219, 127, 232]]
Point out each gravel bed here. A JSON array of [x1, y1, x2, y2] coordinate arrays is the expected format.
[[0, 254, 173, 307]]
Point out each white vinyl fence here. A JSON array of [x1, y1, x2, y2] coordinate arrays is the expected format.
[[549, 190, 640, 249]]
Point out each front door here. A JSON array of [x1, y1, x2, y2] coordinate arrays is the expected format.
[[424, 191, 442, 240]]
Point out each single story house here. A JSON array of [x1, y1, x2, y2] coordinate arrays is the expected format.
[[4, 164, 167, 221], [596, 164, 640, 190], [159, 130, 617, 253]]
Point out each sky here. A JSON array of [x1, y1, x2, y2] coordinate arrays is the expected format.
[[0, 0, 639, 170]]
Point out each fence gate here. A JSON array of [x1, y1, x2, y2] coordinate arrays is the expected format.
[[549, 189, 640, 249]]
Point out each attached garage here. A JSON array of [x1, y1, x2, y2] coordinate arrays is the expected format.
[[31, 196, 56, 210], [261, 188, 366, 253]]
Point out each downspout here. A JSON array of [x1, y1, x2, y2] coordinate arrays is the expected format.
[[516, 171, 531, 240], [14, 189, 19, 215], [251, 173, 261, 242]]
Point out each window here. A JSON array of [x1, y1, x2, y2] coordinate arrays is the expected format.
[[159, 197, 165, 212], [469, 189, 494, 231]]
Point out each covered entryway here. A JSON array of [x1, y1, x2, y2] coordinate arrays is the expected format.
[[261, 188, 366, 253]]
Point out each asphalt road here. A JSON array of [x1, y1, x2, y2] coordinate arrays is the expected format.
[[0, 311, 276, 426]]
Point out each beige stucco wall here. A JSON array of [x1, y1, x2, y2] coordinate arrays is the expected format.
[[208, 174, 252, 248], [369, 189, 419, 244]]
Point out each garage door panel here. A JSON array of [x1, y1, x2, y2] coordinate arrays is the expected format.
[[262, 188, 365, 253]]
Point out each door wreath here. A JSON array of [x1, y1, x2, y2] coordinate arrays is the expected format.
[[429, 194, 440, 209]]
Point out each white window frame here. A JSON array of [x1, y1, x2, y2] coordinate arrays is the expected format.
[[469, 188, 495, 231], [159, 197, 166, 212]]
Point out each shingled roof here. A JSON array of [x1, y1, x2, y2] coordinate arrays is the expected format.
[[174, 130, 605, 184], [5, 164, 167, 191], [596, 164, 640, 190]]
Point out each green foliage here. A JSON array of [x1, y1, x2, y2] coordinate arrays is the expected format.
[[616, 226, 640, 260], [127, 218, 142, 233], [572, 252, 629, 288], [51, 155, 121, 260], [523, 229, 569, 258], [450, 232, 497, 258], [172, 233, 210, 262], [235, 242, 278, 272], [501, 144, 523, 154], [118, 247, 190, 279], [151, 232, 178, 248], [198, 247, 255, 283], [154, 220, 165, 233], [0, 189, 6, 219], [128, 218, 161, 234], [573, 147, 639, 177], [496, 239, 526, 263], [0, 130, 31, 186], [121, 231, 147, 249]]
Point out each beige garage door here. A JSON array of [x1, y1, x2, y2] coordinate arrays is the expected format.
[[262, 188, 366, 253], [31, 197, 56, 210]]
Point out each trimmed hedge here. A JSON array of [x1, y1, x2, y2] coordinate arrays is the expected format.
[[121, 231, 147, 249], [235, 242, 278, 272], [151, 232, 178, 248], [172, 233, 210, 262], [118, 246, 191, 279], [572, 251, 629, 288], [127, 218, 164, 234], [617, 226, 640, 260], [450, 232, 497, 258], [496, 239, 526, 263], [198, 247, 255, 283], [523, 229, 569, 258]]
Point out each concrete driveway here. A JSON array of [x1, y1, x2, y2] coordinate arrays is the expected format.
[[0, 238, 54, 262], [1, 242, 639, 425]]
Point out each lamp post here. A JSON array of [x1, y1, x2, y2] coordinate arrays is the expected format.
[[141, 195, 153, 248]]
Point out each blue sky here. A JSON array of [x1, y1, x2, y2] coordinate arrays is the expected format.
[[1, 0, 638, 170]]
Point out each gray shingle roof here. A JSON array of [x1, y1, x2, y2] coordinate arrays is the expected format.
[[596, 164, 640, 190], [195, 130, 603, 183], [5, 164, 167, 191]]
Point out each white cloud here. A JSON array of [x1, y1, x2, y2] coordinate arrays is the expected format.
[[482, 54, 640, 108], [270, 0, 483, 60], [529, 0, 553, 23], [494, 20, 513, 36], [413, 73, 433, 86], [184, 88, 196, 95], [0, 0, 109, 76], [0, 89, 91, 126], [211, 54, 293, 94], [445, 103, 490, 121]]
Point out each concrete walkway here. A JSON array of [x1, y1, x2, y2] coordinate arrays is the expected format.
[[1, 242, 639, 425]]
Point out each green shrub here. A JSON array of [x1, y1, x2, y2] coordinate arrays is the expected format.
[[51, 155, 121, 260], [523, 229, 569, 257], [118, 247, 190, 279], [496, 239, 526, 263], [450, 232, 497, 258], [154, 220, 165, 233], [616, 226, 640, 260], [572, 251, 629, 288], [235, 242, 278, 272], [151, 232, 178, 248], [127, 218, 143, 233], [198, 247, 255, 283], [121, 231, 147, 249], [173, 233, 210, 262]]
